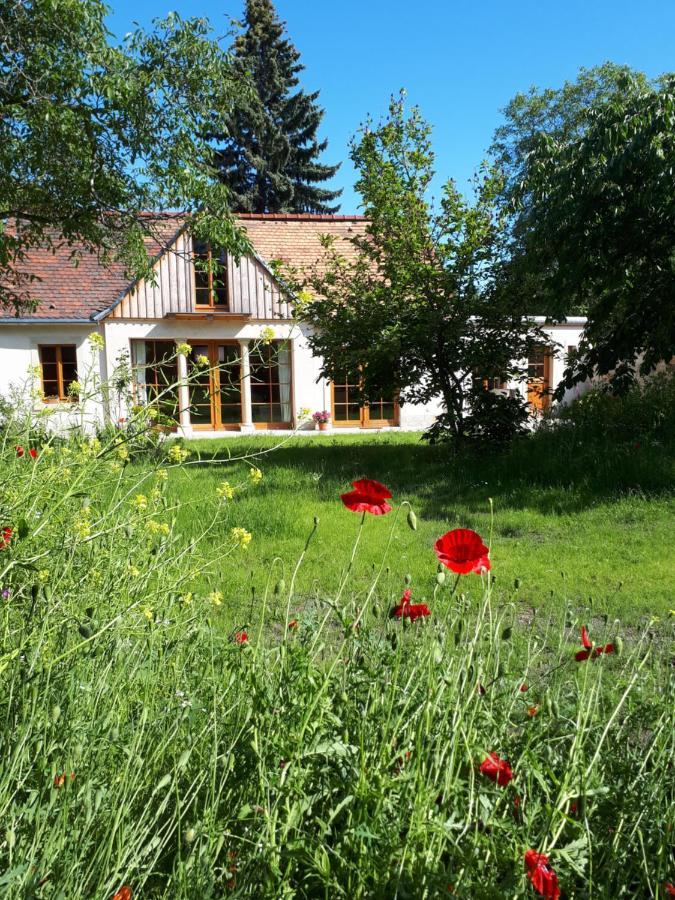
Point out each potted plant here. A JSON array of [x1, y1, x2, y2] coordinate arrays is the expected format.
[[312, 410, 331, 431]]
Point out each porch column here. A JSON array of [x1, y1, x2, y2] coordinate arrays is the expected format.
[[177, 345, 191, 433], [239, 339, 254, 432]]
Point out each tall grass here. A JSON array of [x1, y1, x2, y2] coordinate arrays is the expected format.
[[0, 425, 673, 898]]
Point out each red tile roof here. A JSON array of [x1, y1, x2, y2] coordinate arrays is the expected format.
[[0, 214, 368, 320]]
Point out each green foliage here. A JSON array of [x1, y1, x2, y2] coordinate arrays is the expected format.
[[496, 65, 675, 391], [294, 95, 547, 443], [213, 0, 341, 213], [0, 0, 251, 312], [555, 369, 675, 443], [427, 388, 530, 446], [0, 433, 673, 897]]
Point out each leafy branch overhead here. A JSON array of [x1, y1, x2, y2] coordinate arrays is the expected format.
[[0, 0, 252, 312]]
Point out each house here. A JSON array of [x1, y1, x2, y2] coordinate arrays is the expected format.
[[0, 213, 588, 435]]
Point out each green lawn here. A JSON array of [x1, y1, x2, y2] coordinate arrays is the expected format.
[[163, 430, 674, 623]]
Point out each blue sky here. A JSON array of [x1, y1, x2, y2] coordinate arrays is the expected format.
[[107, 0, 675, 213]]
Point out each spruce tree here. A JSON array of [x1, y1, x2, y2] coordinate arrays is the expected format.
[[215, 0, 341, 213]]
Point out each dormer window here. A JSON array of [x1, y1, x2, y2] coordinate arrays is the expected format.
[[193, 240, 228, 309]]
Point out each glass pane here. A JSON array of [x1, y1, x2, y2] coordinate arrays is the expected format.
[[40, 346, 57, 365], [42, 380, 59, 398], [333, 386, 347, 404], [60, 345, 77, 365], [190, 404, 212, 425], [269, 403, 284, 422], [251, 405, 269, 423], [220, 404, 241, 424], [251, 385, 269, 404], [380, 402, 395, 421], [41, 362, 58, 380], [61, 363, 78, 386]]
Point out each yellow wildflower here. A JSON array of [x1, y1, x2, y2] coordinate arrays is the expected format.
[[298, 407, 312, 419], [127, 563, 140, 578], [146, 407, 159, 421], [196, 354, 210, 368], [248, 467, 263, 485], [176, 342, 192, 357], [167, 444, 190, 464], [116, 445, 129, 462], [151, 487, 162, 503], [230, 527, 252, 550], [88, 332, 105, 350], [181, 592, 193, 606], [146, 520, 170, 536], [90, 569, 102, 584], [67, 380, 81, 398], [73, 517, 91, 540], [216, 481, 235, 500], [155, 468, 168, 482], [143, 607, 154, 621], [260, 325, 275, 345], [38, 569, 50, 583], [207, 590, 223, 607], [132, 494, 148, 511]]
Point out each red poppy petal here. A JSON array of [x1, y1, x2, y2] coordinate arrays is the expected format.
[[350, 478, 392, 499], [434, 529, 490, 574], [575, 649, 591, 662], [581, 626, 592, 649]]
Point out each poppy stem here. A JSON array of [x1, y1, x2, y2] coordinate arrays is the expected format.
[[449, 573, 461, 596]]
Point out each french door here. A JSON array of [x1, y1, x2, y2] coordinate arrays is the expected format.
[[188, 341, 242, 430], [331, 375, 399, 428], [527, 345, 552, 412]]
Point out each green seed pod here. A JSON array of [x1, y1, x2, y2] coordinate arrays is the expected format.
[[78, 624, 93, 639], [6, 828, 15, 850], [185, 827, 197, 844], [406, 509, 418, 531], [545, 694, 554, 716], [614, 636, 624, 656], [51, 704, 61, 724], [501, 626, 513, 641], [31, 584, 39, 602], [404, 574, 412, 586], [156, 773, 172, 791], [435, 571, 446, 586], [313, 516, 320, 526], [514, 578, 521, 590], [273, 579, 285, 596]]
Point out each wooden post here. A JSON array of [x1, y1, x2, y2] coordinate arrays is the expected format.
[[239, 339, 253, 431]]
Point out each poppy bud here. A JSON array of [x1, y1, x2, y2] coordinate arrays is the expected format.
[[501, 626, 512, 641], [514, 578, 521, 589], [50, 704, 61, 724], [5, 828, 15, 850], [273, 579, 285, 595], [614, 636, 624, 656], [185, 827, 197, 844], [406, 509, 417, 531], [435, 571, 446, 586], [313, 516, 319, 526], [404, 573, 412, 585], [78, 624, 93, 639]]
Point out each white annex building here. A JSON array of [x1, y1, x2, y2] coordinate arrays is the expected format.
[[0, 214, 588, 436]]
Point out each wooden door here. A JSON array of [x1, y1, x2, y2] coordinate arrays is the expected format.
[[188, 341, 241, 430], [527, 346, 552, 412]]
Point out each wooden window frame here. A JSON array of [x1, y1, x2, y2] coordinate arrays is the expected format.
[[331, 376, 399, 428], [38, 344, 78, 402], [526, 345, 553, 411], [250, 341, 293, 430], [193, 240, 229, 311], [187, 340, 242, 431]]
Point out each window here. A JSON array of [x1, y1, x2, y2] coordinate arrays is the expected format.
[[250, 342, 292, 427], [130, 341, 179, 421], [527, 345, 552, 411], [38, 345, 78, 401], [332, 373, 399, 427], [187, 341, 242, 430], [193, 240, 228, 309], [476, 375, 508, 392]]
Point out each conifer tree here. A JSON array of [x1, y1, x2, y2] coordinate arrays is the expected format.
[[215, 0, 341, 213]]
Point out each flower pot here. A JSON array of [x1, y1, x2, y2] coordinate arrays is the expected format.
[[318, 421, 330, 431]]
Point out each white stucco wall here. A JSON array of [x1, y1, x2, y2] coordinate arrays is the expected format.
[[0, 317, 590, 437], [0, 323, 105, 434]]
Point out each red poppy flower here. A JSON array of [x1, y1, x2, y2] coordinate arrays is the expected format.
[[288, 619, 298, 630], [520, 684, 529, 692], [524, 849, 560, 900], [340, 478, 392, 515], [234, 630, 248, 644], [434, 528, 490, 574], [513, 794, 521, 809], [16, 445, 24, 457], [29, 448, 38, 459], [479, 752, 513, 786], [0, 527, 12, 550], [391, 589, 431, 622], [664, 883, 675, 897], [112, 887, 132, 900], [575, 626, 615, 662], [527, 706, 539, 717]]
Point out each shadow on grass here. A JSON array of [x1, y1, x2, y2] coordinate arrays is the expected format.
[[190, 427, 674, 519]]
